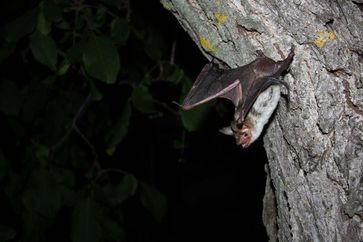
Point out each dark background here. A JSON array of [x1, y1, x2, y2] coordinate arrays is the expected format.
[[0, 0, 269, 241]]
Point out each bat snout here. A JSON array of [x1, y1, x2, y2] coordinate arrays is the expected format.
[[235, 128, 252, 148], [221, 122, 252, 148]]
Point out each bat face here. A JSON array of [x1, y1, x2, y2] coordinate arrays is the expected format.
[[179, 46, 294, 148], [220, 119, 253, 148]]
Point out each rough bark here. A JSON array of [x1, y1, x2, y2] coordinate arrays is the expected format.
[[164, 0, 363, 241]]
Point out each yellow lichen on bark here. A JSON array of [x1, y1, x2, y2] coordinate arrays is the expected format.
[[199, 36, 216, 52], [314, 30, 337, 48], [214, 12, 228, 25], [160, 0, 171, 10]]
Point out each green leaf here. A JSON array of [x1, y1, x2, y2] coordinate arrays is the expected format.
[[101, 219, 125, 241], [53, 168, 77, 206], [100, 0, 126, 7], [114, 174, 138, 204], [34, 144, 49, 164], [44, 1, 62, 22], [139, 182, 167, 222], [97, 174, 137, 206], [30, 31, 58, 70], [37, 9, 51, 35], [53, 168, 75, 187], [111, 18, 129, 45], [60, 186, 77, 207], [56, 19, 71, 30], [181, 103, 213, 132], [71, 198, 102, 242], [180, 81, 213, 131], [131, 85, 156, 114], [75, 14, 86, 31], [0, 224, 16, 242], [0, 80, 22, 116], [82, 36, 120, 84], [41, 88, 79, 144], [105, 101, 131, 155], [21, 81, 48, 122], [167, 66, 184, 84], [22, 168, 62, 218], [94, 7, 107, 28], [144, 34, 163, 61], [0, 45, 16, 64], [67, 42, 83, 63], [132, 27, 145, 40], [85, 77, 103, 101], [5, 8, 38, 42], [173, 139, 188, 151], [57, 58, 71, 76]]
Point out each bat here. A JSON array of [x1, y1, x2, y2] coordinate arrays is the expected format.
[[178, 46, 294, 148]]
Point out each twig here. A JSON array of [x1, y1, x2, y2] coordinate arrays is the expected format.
[[73, 93, 91, 126], [154, 99, 179, 116], [170, 41, 176, 65], [178, 130, 186, 163], [125, 0, 131, 22], [73, 125, 98, 158], [95, 168, 127, 182], [72, 5, 80, 45], [51, 93, 92, 151]]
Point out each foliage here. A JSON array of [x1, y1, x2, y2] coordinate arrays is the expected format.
[[0, 0, 211, 241]]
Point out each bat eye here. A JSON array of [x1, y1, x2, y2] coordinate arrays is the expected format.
[[236, 123, 243, 129]]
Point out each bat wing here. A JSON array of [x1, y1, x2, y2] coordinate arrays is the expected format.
[[180, 58, 289, 114], [180, 62, 241, 110]]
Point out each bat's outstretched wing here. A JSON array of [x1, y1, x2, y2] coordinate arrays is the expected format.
[[180, 62, 242, 110], [179, 46, 294, 119]]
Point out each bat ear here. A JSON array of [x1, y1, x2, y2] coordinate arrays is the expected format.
[[219, 126, 234, 136], [211, 57, 229, 70]]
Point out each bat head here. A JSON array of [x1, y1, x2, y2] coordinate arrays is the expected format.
[[219, 120, 253, 148], [236, 127, 253, 148]]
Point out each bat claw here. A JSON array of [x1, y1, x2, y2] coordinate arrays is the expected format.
[[288, 44, 295, 58], [256, 50, 266, 58], [172, 101, 184, 110], [290, 44, 295, 52]]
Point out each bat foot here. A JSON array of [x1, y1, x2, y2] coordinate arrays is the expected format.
[[256, 50, 267, 58], [289, 44, 295, 53]]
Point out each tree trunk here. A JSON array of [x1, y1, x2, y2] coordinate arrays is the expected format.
[[165, 0, 363, 241]]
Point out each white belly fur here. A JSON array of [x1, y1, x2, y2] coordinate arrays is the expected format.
[[247, 85, 281, 143]]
